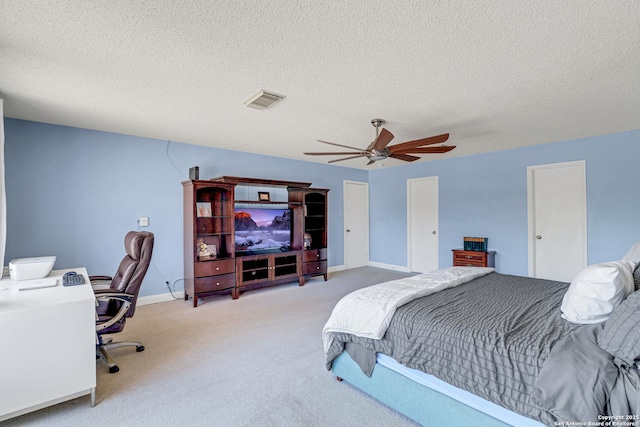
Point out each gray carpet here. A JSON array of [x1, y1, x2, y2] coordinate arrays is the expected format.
[[5, 267, 419, 426]]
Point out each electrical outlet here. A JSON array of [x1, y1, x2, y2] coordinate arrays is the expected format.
[[138, 217, 149, 227]]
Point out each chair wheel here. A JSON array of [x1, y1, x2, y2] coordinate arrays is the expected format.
[[136, 345, 145, 352], [109, 365, 120, 374]]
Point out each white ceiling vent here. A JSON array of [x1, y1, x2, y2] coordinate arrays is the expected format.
[[244, 90, 286, 110]]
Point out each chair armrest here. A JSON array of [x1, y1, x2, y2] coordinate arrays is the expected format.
[[95, 291, 134, 332], [94, 288, 130, 296]]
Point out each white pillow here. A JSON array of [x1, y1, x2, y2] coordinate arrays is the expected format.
[[560, 261, 636, 324], [622, 241, 640, 263]]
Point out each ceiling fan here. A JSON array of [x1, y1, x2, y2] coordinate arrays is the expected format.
[[304, 119, 455, 165]]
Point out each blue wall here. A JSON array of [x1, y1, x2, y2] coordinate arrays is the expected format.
[[369, 130, 640, 274], [5, 118, 640, 297], [3, 119, 367, 297]]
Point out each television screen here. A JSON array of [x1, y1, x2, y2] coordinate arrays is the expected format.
[[234, 208, 292, 254]]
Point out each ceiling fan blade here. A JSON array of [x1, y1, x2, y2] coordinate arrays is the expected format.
[[389, 133, 450, 151], [393, 145, 456, 154], [317, 140, 366, 151], [372, 128, 394, 151], [389, 153, 421, 162], [327, 154, 366, 164], [304, 151, 366, 156]]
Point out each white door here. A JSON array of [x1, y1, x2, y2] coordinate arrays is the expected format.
[[528, 161, 587, 282], [344, 180, 369, 269], [408, 176, 439, 273]]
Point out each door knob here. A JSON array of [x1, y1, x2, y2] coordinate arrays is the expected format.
[[346, 229, 351, 232], [536, 235, 542, 240], [432, 231, 436, 235]]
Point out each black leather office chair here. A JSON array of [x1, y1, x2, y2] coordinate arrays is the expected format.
[[92, 231, 154, 373]]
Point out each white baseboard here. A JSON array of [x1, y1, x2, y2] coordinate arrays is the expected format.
[[328, 265, 345, 273], [367, 261, 411, 273], [138, 291, 184, 306]]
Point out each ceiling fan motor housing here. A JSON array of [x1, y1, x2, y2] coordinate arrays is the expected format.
[[367, 148, 388, 161]]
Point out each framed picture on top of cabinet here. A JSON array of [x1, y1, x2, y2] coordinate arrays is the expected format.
[[258, 191, 270, 202], [196, 202, 212, 217]]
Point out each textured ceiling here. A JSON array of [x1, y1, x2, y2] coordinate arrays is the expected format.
[[1, 1, 639, 169]]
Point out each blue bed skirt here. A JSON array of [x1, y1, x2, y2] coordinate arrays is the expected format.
[[331, 352, 544, 427]]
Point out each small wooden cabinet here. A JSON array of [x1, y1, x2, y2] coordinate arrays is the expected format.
[[452, 249, 496, 268]]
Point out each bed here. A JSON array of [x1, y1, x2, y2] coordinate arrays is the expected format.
[[323, 257, 640, 427]]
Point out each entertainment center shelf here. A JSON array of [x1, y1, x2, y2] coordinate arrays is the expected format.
[[210, 176, 312, 188], [234, 200, 301, 205], [183, 176, 329, 306]]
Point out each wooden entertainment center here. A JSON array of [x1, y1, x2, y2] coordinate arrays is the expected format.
[[182, 176, 329, 306]]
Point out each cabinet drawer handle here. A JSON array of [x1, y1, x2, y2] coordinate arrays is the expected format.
[[215, 267, 220, 271], [316, 253, 320, 258], [316, 266, 320, 270], [216, 282, 220, 286]]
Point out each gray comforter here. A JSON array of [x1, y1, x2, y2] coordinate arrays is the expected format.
[[532, 324, 640, 424], [325, 272, 628, 426]]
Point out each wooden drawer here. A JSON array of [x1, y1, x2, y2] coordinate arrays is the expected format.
[[194, 258, 235, 277], [452, 250, 495, 268], [303, 260, 327, 275], [194, 273, 235, 292], [453, 258, 487, 267], [303, 248, 327, 262]]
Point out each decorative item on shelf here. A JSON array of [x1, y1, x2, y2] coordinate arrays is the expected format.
[[463, 237, 488, 252], [197, 239, 217, 260], [189, 166, 199, 180], [258, 191, 270, 202], [196, 202, 212, 217], [303, 233, 312, 250]]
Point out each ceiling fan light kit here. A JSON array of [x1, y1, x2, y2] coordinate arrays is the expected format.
[[304, 118, 455, 165]]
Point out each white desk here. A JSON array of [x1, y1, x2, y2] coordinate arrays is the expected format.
[[0, 268, 96, 421]]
